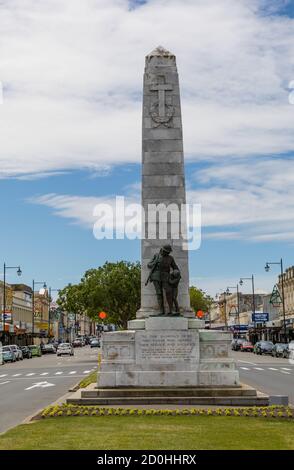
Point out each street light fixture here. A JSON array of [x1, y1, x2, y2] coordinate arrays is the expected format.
[[32, 280, 47, 339], [239, 275, 256, 335], [2, 263, 22, 338], [227, 285, 241, 336], [264, 258, 287, 343]]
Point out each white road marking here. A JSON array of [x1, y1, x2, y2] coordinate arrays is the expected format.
[[26, 373, 35, 376], [268, 368, 278, 371], [281, 368, 292, 371], [281, 371, 291, 375], [55, 371, 63, 375], [254, 367, 264, 371], [83, 370, 91, 374], [237, 359, 258, 366], [240, 367, 250, 370], [12, 373, 22, 377], [40, 372, 49, 376], [69, 371, 76, 374], [0, 374, 7, 378], [25, 381, 55, 391], [0, 381, 10, 385]]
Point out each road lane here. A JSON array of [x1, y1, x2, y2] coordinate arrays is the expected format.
[[0, 346, 99, 433], [232, 350, 294, 405]]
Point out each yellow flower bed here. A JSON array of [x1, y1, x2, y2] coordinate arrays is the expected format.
[[40, 404, 293, 420]]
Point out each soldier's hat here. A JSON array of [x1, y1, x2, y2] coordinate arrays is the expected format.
[[162, 244, 172, 253]]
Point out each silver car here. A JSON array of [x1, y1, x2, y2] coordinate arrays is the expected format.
[[10, 344, 23, 361], [57, 343, 74, 356]]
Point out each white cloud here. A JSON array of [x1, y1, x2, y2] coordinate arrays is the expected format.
[[187, 158, 294, 241], [30, 153, 294, 242], [0, 0, 294, 178]]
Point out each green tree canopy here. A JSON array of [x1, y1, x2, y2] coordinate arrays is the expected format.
[[57, 261, 141, 329], [189, 286, 213, 315]]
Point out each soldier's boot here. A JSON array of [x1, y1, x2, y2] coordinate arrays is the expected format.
[[155, 293, 164, 315], [166, 291, 174, 315], [173, 299, 180, 314]]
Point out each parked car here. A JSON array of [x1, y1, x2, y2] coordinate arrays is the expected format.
[[57, 343, 74, 356], [90, 339, 100, 348], [240, 341, 254, 352], [289, 341, 294, 361], [1, 346, 17, 363], [28, 344, 42, 357], [271, 343, 289, 358], [77, 337, 86, 346], [253, 341, 274, 355], [231, 339, 246, 351], [42, 344, 56, 354], [10, 344, 23, 361], [72, 338, 83, 348], [21, 346, 32, 359]]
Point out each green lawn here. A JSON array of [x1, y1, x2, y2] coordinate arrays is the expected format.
[[0, 416, 294, 450]]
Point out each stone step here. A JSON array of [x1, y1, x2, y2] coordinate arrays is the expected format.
[[67, 394, 269, 406], [81, 385, 257, 398]]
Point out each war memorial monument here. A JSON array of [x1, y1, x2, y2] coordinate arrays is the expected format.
[[68, 47, 268, 406]]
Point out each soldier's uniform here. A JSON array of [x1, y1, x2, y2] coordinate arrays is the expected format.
[[147, 245, 179, 314]]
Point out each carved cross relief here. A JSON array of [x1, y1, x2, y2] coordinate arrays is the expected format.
[[149, 75, 174, 128]]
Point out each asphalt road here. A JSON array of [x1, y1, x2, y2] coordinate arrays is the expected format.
[[232, 350, 294, 405], [0, 346, 98, 433]]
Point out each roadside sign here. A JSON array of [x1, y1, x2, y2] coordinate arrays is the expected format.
[[252, 312, 269, 322]]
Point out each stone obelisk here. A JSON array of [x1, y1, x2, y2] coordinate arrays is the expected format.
[[137, 46, 194, 318]]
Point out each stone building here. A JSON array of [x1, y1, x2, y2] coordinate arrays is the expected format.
[[277, 266, 294, 340]]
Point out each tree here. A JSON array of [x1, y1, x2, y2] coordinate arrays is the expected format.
[[189, 286, 213, 316], [57, 261, 141, 329]]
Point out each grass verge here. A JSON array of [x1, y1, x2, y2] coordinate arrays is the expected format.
[[77, 370, 97, 389], [0, 415, 294, 450]]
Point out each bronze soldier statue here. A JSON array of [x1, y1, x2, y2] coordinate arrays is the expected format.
[[146, 244, 181, 316]]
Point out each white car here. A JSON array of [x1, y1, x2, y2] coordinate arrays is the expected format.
[[10, 344, 23, 361], [57, 343, 74, 356]]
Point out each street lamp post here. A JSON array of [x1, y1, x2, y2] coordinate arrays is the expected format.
[[265, 259, 287, 343], [48, 288, 60, 340], [2, 263, 22, 340], [239, 275, 256, 332], [227, 285, 240, 336], [32, 280, 47, 340]]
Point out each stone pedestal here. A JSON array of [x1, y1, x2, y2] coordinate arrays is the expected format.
[[98, 317, 239, 388]]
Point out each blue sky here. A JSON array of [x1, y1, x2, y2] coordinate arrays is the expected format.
[[0, 0, 294, 296]]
